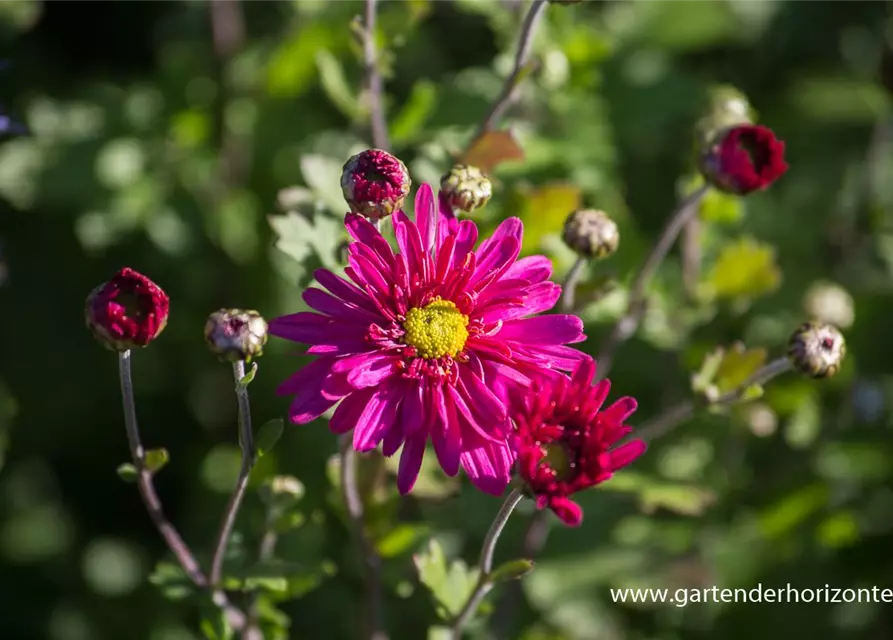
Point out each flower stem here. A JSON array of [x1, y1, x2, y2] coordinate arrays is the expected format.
[[209, 360, 257, 587], [340, 434, 387, 640], [363, 0, 389, 151], [117, 351, 246, 629], [634, 356, 793, 443], [467, 0, 548, 147], [595, 184, 710, 381], [451, 487, 525, 639], [242, 509, 281, 640], [560, 256, 586, 312]]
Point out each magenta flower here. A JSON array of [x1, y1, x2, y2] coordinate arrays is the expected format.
[[269, 185, 587, 495], [514, 358, 645, 526]]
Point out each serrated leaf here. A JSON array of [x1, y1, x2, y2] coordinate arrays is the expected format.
[[490, 558, 535, 583], [377, 524, 430, 558], [299, 154, 348, 215], [315, 50, 361, 121], [414, 539, 480, 619], [714, 342, 767, 394], [256, 419, 284, 457], [268, 210, 343, 276], [513, 183, 582, 254], [116, 463, 138, 483], [705, 237, 781, 301], [145, 448, 169, 473], [460, 130, 525, 173]]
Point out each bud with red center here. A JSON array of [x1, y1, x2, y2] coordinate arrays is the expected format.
[[85, 267, 170, 351], [699, 124, 788, 196], [513, 358, 646, 526], [340, 149, 411, 221], [204, 308, 268, 363], [787, 321, 845, 379]]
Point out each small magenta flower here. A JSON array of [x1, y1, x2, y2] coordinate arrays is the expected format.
[[340, 149, 411, 221], [439, 165, 492, 214], [85, 267, 169, 351], [562, 209, 619, 260], [700, 124, 788, 195], [513, 358, 645, 526], [269, 184, 587, 496], [204, 309, 268, 362], [787, 321, 845, 379]]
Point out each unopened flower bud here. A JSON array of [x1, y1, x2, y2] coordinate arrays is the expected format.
[[787, 321, 846, 379], [699, 124, 788, 196], [259, 475, 305, 509], [340, 149, 411, 221], [85, 267, 169, 351], [561, 209, 619, 260], [204, 309, 268, 363], [439, 165, 492, 214]]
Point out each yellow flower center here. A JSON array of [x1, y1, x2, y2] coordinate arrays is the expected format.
[[541, 441, 575, 481], [402, 297, 469, 359]]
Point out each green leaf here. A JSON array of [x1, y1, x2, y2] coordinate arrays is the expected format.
[[299, 154, 349, 215], [599, 472, 717, 517], [704, 236, 781, 301], [512, 183, 583, 254], [377, 524, 430, 558], [144, 448, 169, 474], [225, 560, 332, 597], [697, 186, 744, 224], [489, 558, 535, 583], [256, 419, 284, 457], [713, 342, 767, 394], [236, 363, 258, 389], [116, 463, 138, 483], [199, 601, 234, 640], [391, 80, 438, 145], [691, 347, 725, 396], [148, 561, 194, 601], [414, 539, 480, 619], [315, 50, 361, 121]]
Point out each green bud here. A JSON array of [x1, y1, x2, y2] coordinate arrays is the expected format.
[[204, 308, 268, 363], [787, 321, 846, 379], [561, 209, 619, 260], [439, 165, 493, 214]]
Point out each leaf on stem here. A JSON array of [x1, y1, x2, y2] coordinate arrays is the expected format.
[[459, 130, 524, 173], [116, 463, 138, 483], [236, 362, 258, 390], [414, 539, 480, 620], [489, 558, 535, 583], [703, 236, 781, 302], [148, 561, 194, 601], [145, 448, 170, 474], [377, 523, 431, 558], [199, 597, 234, 640], [256, 418, 284, 457], [692, 343, 766, 401]]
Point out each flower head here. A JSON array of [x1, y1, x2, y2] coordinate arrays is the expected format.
[[787, 321, 845, 379], [700, 124, 788, 195], [440, 165, 493, 215], [85, 267, 169, 351], [269, 184, 587, 496], [341, 149, 411, 221], [204, 308, 268, 362], [562, 209, 619, 260], [513, 358, 645, 526]]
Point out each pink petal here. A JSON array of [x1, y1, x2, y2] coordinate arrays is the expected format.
[[303, 287, 382, 324], [345, 213, 395, 265], [549, 496, 583, 526], [353, 381, 403, 452], [572, 357, 597, 387], [414, 183, 437, 254], [600, 396, 638, 425], [606, 439, 647, 470], [394, 211, 431, 285], [476, 217, 522, 262], [470, 237, 521, 291], [459, 436, 514, 496], [397, 430, 427, 494], [314, 269, 378, 313], [277, 358, 345, 424], [329, 388, 375, 434], [458, 368, 509, 432], [331, 352, 398, 388], [499, 315, 584, 345], [431, 384, 460, 476], [450, 220, 478, 269], [400, 380, 429, 436], [504, 255, 552, 284]]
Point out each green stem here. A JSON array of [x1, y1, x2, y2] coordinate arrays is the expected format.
[[209, 360, 257, 587], [451, 488, 525, 639], [560, 256, 586, 312]]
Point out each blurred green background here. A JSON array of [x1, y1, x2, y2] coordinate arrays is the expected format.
[[2, 0, 893, 639]]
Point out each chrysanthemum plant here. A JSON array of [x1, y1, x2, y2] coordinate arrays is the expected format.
[[85, 3, 847, 639]]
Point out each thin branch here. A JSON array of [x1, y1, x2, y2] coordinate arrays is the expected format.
[[560, 256, 586, 312], [595, 184, 710, 381], [468, 0, 548, 146], [634, 356, 793, 443], [363, 0, 390, 151], [242, 509, 281, 640], [340, 434, 387, 640], [210, 360, 257, 587], [451, 488, 525, 640], [117, 351, 246, 630]]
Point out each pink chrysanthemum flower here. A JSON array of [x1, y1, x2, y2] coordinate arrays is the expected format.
[[514, 358, 646, 526], [269, 184, 587, 495]]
